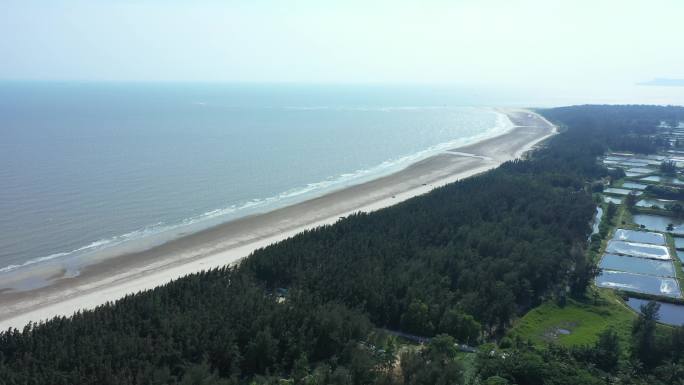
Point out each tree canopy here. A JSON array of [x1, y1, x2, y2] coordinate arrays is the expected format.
[[1, 105, 684, 384]]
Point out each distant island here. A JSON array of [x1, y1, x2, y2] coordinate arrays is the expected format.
[[1, 105, 684, 385]]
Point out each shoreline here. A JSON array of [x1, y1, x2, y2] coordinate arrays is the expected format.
[[0, 109, 556, 330]]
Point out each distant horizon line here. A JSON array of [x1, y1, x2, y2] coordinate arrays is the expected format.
[[3, 78, 681, 88], [0, 79, 502, 87]]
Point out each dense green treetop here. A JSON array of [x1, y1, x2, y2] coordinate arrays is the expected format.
[[1, 105, 684, 384]]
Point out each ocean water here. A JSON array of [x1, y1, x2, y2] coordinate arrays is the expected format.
[[0, 82, 514, 277]]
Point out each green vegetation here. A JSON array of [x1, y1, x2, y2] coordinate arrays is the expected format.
[[1, 105, 684, 384], [508, 295, 635, 347], [660, 160, 677, 176], [665, 234, 684, 291]]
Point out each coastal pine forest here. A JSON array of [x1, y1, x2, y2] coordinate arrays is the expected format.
[[2, 105, 684, 384]]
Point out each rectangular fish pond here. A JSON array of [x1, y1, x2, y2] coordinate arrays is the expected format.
[[605, 240, 670, 260], [675, 238, 684, 250], [614, 161, 651, 167], [599, 254, 675, 277], [621, 182, 648, 190], [626, 298, 684, 327], [603, 156, 660, 166], [632, 214, 684, 235], [613, 228, 665, 245], [603, 196, 622, 204], [604, 188, 643, 196], [627, 167, 655, 174], [636, 199, 675, 210], [596, 270, 681, 298], [640, 175, 684, 185]]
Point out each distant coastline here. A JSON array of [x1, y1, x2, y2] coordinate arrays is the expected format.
[[0, 109, 556, 330]]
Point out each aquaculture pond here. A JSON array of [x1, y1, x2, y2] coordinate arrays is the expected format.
[[636, 199, 673, 210], [605, 240, 670, 260], [677, 250, 684, 263], [621, 182, 648, 190], [640, 175, 684, 185], [627, 167, 655, 174], [604, 188, 642, 196], [613, 229, 665, 245], [603, 196, 622, 204], [596, 271, 681, 298], [613, 229, 667, 246], [604, 156, 660, 166], [605, 156, 643, 162], [632, 214, 684, 235], [599, 254, 675, 277], [674, 237, 684, 250], [612, 161, 651, 167], [626, 298, 684, 327], [602, 160, 620, 165]]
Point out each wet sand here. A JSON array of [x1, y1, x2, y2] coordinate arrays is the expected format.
[[0, 109, 556, 330]]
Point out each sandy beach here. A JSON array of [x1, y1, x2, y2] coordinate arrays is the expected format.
[[0, 109, 556, 330]]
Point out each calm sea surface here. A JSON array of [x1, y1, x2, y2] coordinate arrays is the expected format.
[[0, 82, 514, 276]]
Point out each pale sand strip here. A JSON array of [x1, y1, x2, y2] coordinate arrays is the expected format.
[[0, 109, 556, 330]]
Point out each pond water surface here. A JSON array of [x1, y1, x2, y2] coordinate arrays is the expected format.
[[614, 161, 651, 167], [633, 214, 684, 235], [599, 254, 675, 277], [636, 199, 674, 209], [674, 237, 684, 250], [627, 167, 655, 174], [605, 240, 670, 260], [677, 250, 684, 262], [604, 188, 642, 196], [622, 182, 648, 190], [604, 196, 622, 204], [613, 229, 665, 245], [626, 298, 684, 327], [640, 175, 684, 185], [596, 271, 681, 298]]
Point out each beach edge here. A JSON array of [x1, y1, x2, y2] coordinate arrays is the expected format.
[[0, 108, 556, 330]]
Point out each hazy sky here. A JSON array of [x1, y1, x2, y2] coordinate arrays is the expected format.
[[2, 0, 683, 90]]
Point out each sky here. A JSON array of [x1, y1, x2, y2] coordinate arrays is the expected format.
[[1, 0, 683, 95]]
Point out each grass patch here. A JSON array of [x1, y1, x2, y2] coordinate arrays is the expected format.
[[617, 206, 635, 230], [507, 292, 635, 347]]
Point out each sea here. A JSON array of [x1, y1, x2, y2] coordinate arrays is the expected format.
[[0, 82, 517, 281]]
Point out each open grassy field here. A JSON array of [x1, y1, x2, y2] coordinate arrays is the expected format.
[[507, 291, 636, 347]]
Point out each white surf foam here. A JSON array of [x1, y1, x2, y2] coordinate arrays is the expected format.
[[0, 108, 514, 275]]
